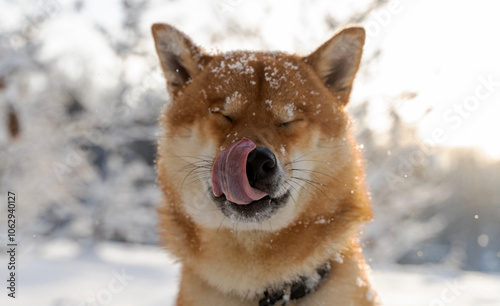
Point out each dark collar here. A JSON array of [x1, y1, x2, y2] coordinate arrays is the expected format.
[[259, 262, 331, 306]]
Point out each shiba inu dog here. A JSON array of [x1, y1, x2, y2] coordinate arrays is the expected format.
[[152, 23, 378, 305]]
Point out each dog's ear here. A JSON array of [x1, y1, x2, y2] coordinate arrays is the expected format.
[[304, 26, 365, 104], [152, 24, 211, 96]]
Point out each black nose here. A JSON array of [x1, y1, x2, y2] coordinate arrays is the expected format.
[[246, 147, 277, 187]]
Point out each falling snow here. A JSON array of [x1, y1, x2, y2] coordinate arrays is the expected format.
[[314, 217, 326, 224], [356, 277, 366, 287], [280, 145, 286, 155], [284, 103, 296, 117], [265, 99, 273, 109], [284, 61, 299, 70], [333, 252, 344, 264], [225, 91, 241, 104]]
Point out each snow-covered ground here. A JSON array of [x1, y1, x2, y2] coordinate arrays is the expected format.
[[2, 240, 500, 306]]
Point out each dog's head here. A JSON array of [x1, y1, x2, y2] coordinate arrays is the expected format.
[[153, 24, 370, 232]]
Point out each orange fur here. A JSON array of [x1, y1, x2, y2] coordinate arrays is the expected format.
[[153, 23, 379, 305]]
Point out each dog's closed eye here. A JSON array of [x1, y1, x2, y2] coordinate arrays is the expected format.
[[210, 109, 234, 123], [222, 114, 233, 123], [279, 119, 304, 128]]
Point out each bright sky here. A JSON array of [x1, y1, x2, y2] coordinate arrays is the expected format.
[[355, 0, 500, 159]]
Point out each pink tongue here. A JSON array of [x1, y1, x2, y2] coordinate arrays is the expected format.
[[212, 138, 267, 205]]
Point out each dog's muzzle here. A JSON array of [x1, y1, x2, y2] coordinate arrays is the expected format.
[[211, 138, 288, 222]]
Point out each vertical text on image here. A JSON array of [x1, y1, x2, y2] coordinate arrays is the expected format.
[[6, 191, 17, 299]]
